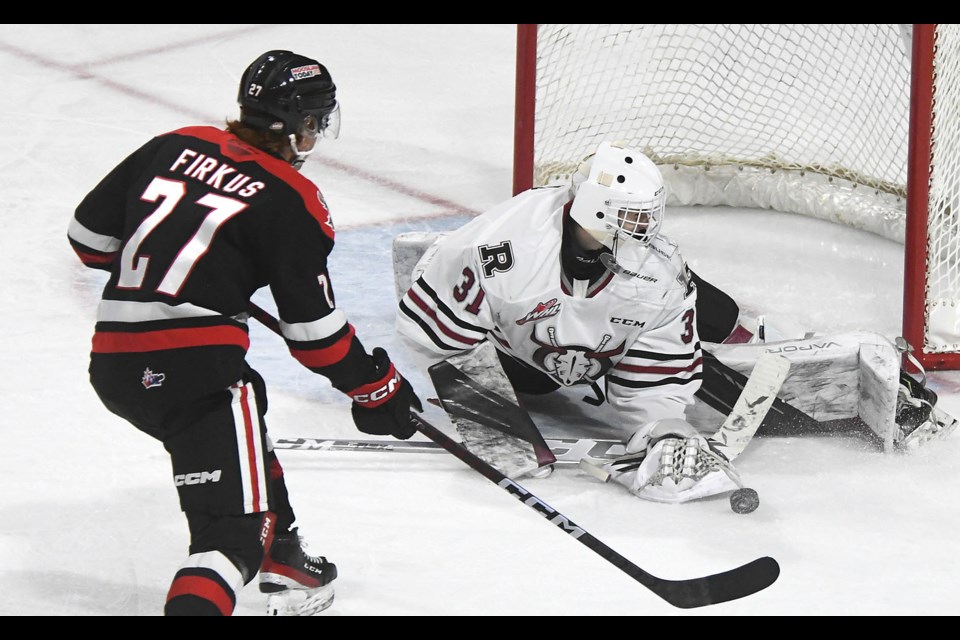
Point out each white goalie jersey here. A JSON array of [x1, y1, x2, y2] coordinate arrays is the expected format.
[[396, 185, 702, 436]]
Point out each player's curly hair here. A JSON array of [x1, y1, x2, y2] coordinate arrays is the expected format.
[[225, 110, 289, 159]]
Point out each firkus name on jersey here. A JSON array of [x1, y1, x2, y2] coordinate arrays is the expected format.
[[169, 148, 266, 198]]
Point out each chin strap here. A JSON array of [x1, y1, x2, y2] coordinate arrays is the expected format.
[[288, 133, 314, 170]]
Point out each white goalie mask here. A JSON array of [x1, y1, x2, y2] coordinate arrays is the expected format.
[[569, 142, 666, 269]]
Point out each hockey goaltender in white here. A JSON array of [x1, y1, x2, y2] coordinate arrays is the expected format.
[[392, 141, 956, 507]]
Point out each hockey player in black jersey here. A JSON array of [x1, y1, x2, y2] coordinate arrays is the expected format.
[[68, 50, 422, 616]]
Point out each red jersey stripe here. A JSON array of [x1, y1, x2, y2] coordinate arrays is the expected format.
[[72, 249, 115, 265], [289, 325, 356, 368], [92, 325, 250, 353], [408, 289, 481, 346], [613, 356, 703, 375]]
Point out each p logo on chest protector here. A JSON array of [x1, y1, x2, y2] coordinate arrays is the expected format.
[[478, 241, 515, 278]]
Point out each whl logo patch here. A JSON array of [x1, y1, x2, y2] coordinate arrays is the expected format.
[[142, 368, 166, 389], [517, 298, 560, 325]]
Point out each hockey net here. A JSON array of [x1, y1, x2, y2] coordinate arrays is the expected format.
[[513, 24, 960, 370]]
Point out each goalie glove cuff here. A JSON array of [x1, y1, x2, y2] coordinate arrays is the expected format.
[[605, 433, 738, 504], [623, 418, 701, 454]]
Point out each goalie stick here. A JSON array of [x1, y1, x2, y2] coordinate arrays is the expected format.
[[248, 304, 780, 609], [705, 353, 792, 460], [698, 349, 818, 436], [270, 352, 791, 466], [272, 353, 786, 465]]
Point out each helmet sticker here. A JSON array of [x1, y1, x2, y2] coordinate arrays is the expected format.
[[291, 64, 321, 80]]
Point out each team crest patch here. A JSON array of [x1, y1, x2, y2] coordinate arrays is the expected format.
[[530, 330, 626, 387], [516, 298, 560, 325], [142, 368, 166, 389]]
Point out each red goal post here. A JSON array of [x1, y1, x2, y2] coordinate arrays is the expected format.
[[513, 24, 960, 371]]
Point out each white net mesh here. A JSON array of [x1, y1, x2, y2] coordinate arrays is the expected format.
[[926, 26, 960, 352], [531, 24, 912, 242]]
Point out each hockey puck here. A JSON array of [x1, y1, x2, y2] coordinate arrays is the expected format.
[[730, 488, 760, 514]]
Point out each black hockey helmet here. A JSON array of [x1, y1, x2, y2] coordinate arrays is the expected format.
[[238, 50, 339, 139]]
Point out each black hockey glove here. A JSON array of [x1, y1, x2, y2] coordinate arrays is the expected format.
[[349, 347, 423, 440]]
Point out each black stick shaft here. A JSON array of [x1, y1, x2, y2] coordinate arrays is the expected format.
[[411, 413, 778, 609], [411, 413, 659, 589]]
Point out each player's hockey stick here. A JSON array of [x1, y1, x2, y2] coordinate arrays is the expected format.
[[410, 411, 779, 609], [248, 301, 282, 334], [248, 304, 779, 608]]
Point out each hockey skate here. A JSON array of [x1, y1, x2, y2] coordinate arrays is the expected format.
[[894, 369, 958, 450], [260, 527, 337, 616]]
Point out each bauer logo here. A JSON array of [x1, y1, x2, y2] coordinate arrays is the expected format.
[[291, 64, 321, 80], [174, 470, 222, 486]]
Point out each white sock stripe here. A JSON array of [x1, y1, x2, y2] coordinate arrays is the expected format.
[[178, 550, 244, 591], [230, 382, 269, 514]]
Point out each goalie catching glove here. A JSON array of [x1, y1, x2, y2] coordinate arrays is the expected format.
[[349, 347, 423, 440], [602, 419, 738, 503]]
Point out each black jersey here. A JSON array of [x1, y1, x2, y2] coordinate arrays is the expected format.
[[69, 126, 375, 393]]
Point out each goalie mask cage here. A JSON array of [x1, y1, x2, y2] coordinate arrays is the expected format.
[[513, 24, 960, 371]]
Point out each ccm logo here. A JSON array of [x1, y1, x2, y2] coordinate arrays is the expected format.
[[174, 470, 222, 486], [260, 513, 274, 545], [353, 372, 400, 405], [611, 317, 645, 327]]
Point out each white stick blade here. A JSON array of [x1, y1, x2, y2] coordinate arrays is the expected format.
[[711, 354, 791, 460]]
